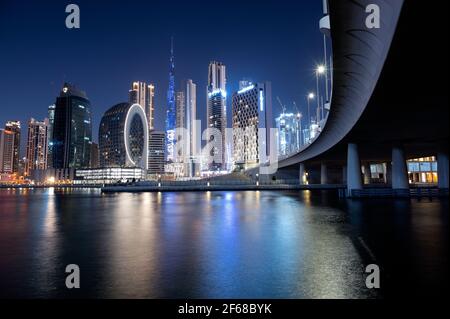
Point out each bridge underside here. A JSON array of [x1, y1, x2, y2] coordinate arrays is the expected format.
[[279, 0, 448, 171]]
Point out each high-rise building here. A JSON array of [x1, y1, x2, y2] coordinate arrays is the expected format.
[[207, 61, 227, 171], [99, 103, 148, 169], [275, 112, 302, 156], [25, 118, 48, 176], [186, 79, 199, 177], [231, 82, 272, 169], [0, 129, 15, 174], [52, 83, 92, 169], [173, 80, 198, 177], [148, 131, 165, 176], [174, 90, 186, 176], [47, 104, 56, 168], [90, 142, 99, 168], [165, 38, 176, 162], [4, 121, 21, 173], [129, 81, 155, 130]]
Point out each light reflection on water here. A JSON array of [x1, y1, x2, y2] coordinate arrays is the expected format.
[[0, 188, 447, 298]]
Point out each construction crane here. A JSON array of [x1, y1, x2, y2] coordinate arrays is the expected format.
[[277, 96, 286, 114], [293, 101, 301, 115]]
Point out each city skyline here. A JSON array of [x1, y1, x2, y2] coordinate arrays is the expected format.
[[0, 0, 324, 154], [0, 0, 448, 304]]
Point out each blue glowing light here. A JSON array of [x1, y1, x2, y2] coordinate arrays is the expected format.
[[259, 90, 264, 112], [237, 85, 255, 94], [208, 89, 227, 98]]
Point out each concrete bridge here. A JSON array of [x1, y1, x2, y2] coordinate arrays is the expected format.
[[267, 0, 449, 197]]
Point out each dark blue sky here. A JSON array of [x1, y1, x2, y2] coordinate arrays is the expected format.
[[0, 0, 324, 147]]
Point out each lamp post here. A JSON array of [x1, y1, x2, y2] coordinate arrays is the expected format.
[[306, 93, 315, 142]]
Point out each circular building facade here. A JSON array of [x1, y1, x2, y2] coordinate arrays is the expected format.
[[99, 103, 148, 169]]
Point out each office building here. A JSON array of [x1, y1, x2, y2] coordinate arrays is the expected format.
[[25, 118, 48, 176], [231, 82, 272, 169], [207, 61, 227, 170], [148, 130, 165, 176], [0, 129, 15, 173], [99, 102, 148, 169], [186, 79, 199, 177], [47, 104, 55, 168], [52, 83, 92, 169], [408, 157, 438, 184], [74, 167, 146, 185], [4, 121, 21, 173]]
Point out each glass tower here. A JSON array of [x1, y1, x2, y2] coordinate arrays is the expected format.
[[52, 83, 92, 169], [207, 61, 227, 171]]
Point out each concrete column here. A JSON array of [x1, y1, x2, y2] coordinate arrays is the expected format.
[[437, 152, 449, 189], [363, 163, 371, 184], [320, 163, 328, 184], [392, 146, 409, 190], [384, 162, 392, 185], [347, 143, 363, 194], [299, 163, 306, 185], [342, 165, 347, 184]]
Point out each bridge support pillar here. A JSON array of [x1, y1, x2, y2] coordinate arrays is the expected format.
[[437, 152, 449, 189], [347, 143, 363, 196], [299, 163, 306, 185], [392, 146, 409, 191], [363, 163, 371, 184], [320, 163, 328, 184]]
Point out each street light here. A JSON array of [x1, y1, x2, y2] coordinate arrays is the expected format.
[[306, 93, 315, 143], [317, 65, 326, 75]]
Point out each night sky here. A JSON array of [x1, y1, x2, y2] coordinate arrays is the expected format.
[[0, 0, 324, 152]]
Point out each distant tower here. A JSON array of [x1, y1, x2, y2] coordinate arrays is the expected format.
[[129, 81, 155, 130], [207, 61, 227, 171], [25, 118, 49, 176], [4, 121, 21, 173], [165, 37, 176, 162], [47, 104, 55, 168], [0, 128, 15, 173]]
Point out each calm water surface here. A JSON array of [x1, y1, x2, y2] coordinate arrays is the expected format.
[[0, 188, 447, 298]]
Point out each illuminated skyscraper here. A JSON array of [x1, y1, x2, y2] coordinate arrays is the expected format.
[[231, 82, 272, 169], [52, 83, 92, 169], [207, 61, 227, 171], [186, 79, 199, 177], [99, 103, 148, 169], [47, 104, 55, 168], [0, 129, 15, 173], [129, 81, 155, 130], [165, 37, 176, 162], [4, 121, 21, 173], [25, 118, 49, 176], [174, 79, 198, 177], [148, 131, 165, 176]]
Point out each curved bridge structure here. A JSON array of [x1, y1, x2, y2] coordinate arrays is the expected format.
[[275, 0, 449, 195]]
